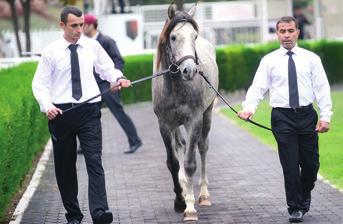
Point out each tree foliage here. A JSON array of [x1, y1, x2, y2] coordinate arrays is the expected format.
[[293, 0, 313, 8]]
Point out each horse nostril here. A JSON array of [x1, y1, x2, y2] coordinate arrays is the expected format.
[[183, 68, 188, 74]]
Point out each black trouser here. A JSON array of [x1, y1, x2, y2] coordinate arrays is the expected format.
[[48, 103, 109, 222], [98, 82, 141, 147], [271, 105, 319, 214]]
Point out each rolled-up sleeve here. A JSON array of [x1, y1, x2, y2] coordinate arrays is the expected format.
[[242, 57, 270, 113], [312, 56, 333, 122], [93, 41, 123, 83], [32, 52, 55, 113]]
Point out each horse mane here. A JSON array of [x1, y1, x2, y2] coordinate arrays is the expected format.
[[156, 11, 199, 70]]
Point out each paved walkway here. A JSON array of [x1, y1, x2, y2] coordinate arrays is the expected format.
[[14, 102, 343, 223]]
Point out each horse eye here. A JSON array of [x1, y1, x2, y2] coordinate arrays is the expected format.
[[171, 35, 176, 41]]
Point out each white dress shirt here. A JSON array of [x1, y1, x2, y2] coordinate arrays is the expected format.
[[32, 35, 123, 113], [242, 45, 333, 122]]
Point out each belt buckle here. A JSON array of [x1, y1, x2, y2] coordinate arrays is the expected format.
[[71, 103, 78, 107], [293, 107, 299, 113]]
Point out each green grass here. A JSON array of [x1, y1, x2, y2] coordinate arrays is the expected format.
[[221, 91, 343, 190]]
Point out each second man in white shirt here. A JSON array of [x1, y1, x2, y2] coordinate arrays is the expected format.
[[238, 16, 332, 223]]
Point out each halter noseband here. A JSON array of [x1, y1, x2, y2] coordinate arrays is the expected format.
[[168, 55, 198, 74]]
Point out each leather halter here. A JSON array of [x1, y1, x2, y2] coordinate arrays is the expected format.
[[164, 16, 199, 75]]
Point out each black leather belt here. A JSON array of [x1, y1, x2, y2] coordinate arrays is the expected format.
[[274, 104, 313, 113], [53, 102, 96, 110]]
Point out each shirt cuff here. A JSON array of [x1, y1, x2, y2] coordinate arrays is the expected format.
[[320, 115, 331, 123], [108, 70, 124, 83], [116, 76, 127, 82], [41, 101, 55, 113], [242, 104, 256, 114]]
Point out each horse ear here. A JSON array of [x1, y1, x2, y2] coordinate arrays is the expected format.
[[168, 4, 176, 20], [188, 4, 197, 18]]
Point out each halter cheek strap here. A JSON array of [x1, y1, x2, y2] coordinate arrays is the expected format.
[[165, 37, 199, 76], [164, 13, 200, 76]]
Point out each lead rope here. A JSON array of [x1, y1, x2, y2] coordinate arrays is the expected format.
[[62, 68, 171, 113], [199, 71, 272, 132]]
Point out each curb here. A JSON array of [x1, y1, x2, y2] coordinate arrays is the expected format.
[[9, 140, 52, 224]]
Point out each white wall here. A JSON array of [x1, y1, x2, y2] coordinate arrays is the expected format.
[[97, 13, 144, 55]]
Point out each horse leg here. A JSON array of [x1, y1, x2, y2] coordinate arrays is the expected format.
[[198, 103, 213, 206], [159, 123, 186, 213], [175, 128, 186, 194], [174, 127, 188, 212], [183, 117, 202, 221]]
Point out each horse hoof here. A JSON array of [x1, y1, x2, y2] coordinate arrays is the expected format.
[[174, 198, 186, 213], [199, 195, 211, 206], [183, 211, 198, 221]]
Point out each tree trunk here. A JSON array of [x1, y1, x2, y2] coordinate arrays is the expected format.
[[6, 0, 22, 56], [60, 0, 78, 6], [84, 0, 91, 13], [20, 0, 31, 54], [175, 0, 183, 11]]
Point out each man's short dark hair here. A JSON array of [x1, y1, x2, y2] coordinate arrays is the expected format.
[[276, 16, 299, 30], [60, 6, 83, 24]]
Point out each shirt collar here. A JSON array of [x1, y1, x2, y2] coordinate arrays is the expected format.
[[77, 35, 87, 48], [280, 44, 299, 56], [61, 35, 87, 50]]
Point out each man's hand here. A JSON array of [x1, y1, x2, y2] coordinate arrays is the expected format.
[[316, 120, 330, 133], [110, 78, 131, 92], [237, 110, 253, 121], [46, 107, 63, 120]]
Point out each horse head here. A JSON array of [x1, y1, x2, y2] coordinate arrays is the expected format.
[[157, 4, 199, 81]]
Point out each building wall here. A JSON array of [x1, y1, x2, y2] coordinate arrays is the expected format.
[[321, 0, 343, 39], [267, 0, 291, 20]]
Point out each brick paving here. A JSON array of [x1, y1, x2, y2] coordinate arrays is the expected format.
[[18, 102, 343, 223]]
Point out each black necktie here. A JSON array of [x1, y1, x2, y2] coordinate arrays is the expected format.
[[68, 44, 82, 100], [287, 51, 299, 108]]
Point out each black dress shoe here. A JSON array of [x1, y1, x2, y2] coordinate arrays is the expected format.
[[94, 211, 113, 224], [67, 219, 81, 224], [289, 210, 304, 223], [124, 142, 142, 154]]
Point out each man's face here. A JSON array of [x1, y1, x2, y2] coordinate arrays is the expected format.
[[276, 21, 299, 50], [82, 24, 93, 37], [60, 14, 84, 43]]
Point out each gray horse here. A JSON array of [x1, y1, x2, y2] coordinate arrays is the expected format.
[[152, 4, 219, 221]]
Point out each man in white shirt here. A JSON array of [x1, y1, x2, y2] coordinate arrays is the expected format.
[[238, 16, 332, 223], [32, 6, 131, 224]]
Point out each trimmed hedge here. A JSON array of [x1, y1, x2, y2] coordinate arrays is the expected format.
[[121, 54, 154, 103], [300, 40, 343, 84], [0, 63, 50, 221], [122, 40, 343, 102]]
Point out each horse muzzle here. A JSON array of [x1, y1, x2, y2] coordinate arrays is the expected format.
[[180, 59, 197, 81], [169, 55, 198, 80]]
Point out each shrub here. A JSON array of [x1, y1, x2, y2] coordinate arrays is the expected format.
[[0, 63, 49, 221]]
